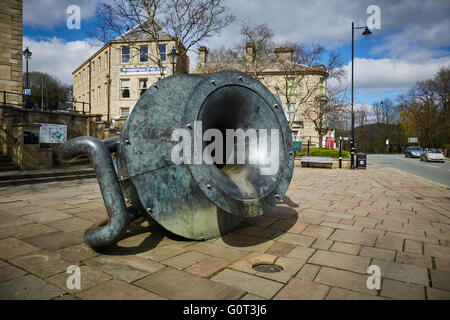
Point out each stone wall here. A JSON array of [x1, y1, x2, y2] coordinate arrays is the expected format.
[[0, 105, 104, 169], [0, 0, 23, 105]]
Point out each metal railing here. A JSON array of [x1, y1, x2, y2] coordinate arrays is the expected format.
[[1, 90, 91, 115]]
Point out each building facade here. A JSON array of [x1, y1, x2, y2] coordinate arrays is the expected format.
[[0, 0, 23, 105], [193, 44, 329, 147], [73, 27, 187, 121]]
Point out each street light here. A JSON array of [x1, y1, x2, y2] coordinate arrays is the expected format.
[[22, 46, 32, 90], [167, 48, 179, 75], [351, 23, 371, 169]]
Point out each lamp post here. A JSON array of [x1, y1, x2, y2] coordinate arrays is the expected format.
[[167, 48, 179, 75], [22, 47, 32, 90], [351, 23, 371, 169]]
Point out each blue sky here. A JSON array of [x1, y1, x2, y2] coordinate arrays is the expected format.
[[23, 0, 450, 108]]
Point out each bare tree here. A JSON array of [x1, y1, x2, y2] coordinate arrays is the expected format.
[[91, 0, 234, 77]]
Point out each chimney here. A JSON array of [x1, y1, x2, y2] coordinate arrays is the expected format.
[[246, 42, 256, 63], [275, 47, 293, 61], [199, 46, 208, 64]]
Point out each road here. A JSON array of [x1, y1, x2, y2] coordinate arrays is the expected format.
[[367, 154, 450, 188]]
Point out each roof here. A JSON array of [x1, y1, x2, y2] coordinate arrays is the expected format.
[[115, 20, 171, 40]]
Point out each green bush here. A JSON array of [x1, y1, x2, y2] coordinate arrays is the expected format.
[[296, 148, 350, 158]]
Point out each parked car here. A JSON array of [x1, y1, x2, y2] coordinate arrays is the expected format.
[[420, 148, 445, 162], [404, 146, 424, 158]]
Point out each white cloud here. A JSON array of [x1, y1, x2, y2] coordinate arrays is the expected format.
[[24, 0, 99, 29], [23, 36, 102, 85], [337, 57, 450, 92]]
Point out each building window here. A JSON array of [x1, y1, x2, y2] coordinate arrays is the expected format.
[[92, 89, 95, 105], [287, 78, 296, 95], [288, 103, 296, 122], [122, 46, 130, 63], [105, 51, 108, 68], [139, 78, 148, 96], [98, 57, 101, 73], [140, 45, 148, 62], [159, 44, 166, 62], [120, 79, 130, 98], [105, 82, 108, 103], [319, 77, 325, 94], [292, 131, 299, 142], [97, 85, 101, 104], [120, 107, 130, 116], [92, 62, 95, 77]]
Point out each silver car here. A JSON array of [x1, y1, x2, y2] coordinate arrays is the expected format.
[[420, 148, 445, 163]]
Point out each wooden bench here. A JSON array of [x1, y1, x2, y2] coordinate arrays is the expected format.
[[300, 156, 333, 168]]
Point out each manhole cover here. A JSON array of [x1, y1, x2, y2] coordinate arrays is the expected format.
[[252, 264, 283, 273]]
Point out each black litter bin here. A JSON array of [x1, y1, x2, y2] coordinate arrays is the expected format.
[[356, 152, 367, 169]]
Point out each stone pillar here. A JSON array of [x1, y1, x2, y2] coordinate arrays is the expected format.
[[198, 46, 209, 64]]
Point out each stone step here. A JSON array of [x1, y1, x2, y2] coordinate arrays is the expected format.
[[0, 172, 97, 187]]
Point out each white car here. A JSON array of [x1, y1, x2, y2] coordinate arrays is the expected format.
[[420, 148, 445, 163]]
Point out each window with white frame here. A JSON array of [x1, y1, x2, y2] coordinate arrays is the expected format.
[[139, 78, 148, 96], [159, 44, 166, 62], [292, 131, 299, 141], [289, 103, 296, 122], [140, 45, 148, 62], [120, 79, 130, 98], [120, 107, 130, 116], [122, 46, 130, 63]]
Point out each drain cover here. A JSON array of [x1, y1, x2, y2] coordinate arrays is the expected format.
[[252, 264, 283, 273]]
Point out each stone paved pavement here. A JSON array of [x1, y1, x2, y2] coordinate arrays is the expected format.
[[0, 166, 449, 300]]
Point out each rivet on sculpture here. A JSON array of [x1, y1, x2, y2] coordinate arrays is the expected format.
[[57, 70, 294, 248]]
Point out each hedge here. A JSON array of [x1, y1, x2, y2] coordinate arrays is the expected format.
[[297, 148, 350, 158]]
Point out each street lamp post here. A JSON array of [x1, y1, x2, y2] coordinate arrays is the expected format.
[[351, 23, 371, 169], [22, 47, 32, 90], [167, 48, 179, 75]]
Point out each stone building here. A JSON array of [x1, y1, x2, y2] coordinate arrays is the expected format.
[[193, 44, 330, 147], [73, 24, 188, 121], [0, 0, 23, 106]]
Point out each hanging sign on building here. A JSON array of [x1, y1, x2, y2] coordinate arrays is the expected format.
[[36, 123, 67, 143], [120, 66, 167, 75]]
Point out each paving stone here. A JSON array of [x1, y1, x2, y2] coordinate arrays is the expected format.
[[0, 274, 65, 300], [6, 205, 47, 216], [274, 278, 329, 300], [74, 210, 108, 223], [211, 269, 282, 299], [424, 243, 450, 259], [229, 252, 277, 275], [47, 217, 93, 232], [77, 279, 165, 300], [47, 265, 112, 294], [309, 250, 370, 274], [24, 231, 83, 250], [270, 220, 309, 234], [0, 238, 40, 260], [387, 231, 439, 244], [236, 225, 281, 239], [320, 221, 363, 232], [0, 211, 33, 229], [0, 197, 20, 204], [214, 233, 275, 253], [296, 264, 321, 281], [278, 233, 315, 247], [0, 259, 7, 268], [185, 257, 229, 277], [9, 250, 73, 278], [427, 287, 450, 300], [330, 229, 377, 246], [372, 259, 428, 286], [55, 244, 99, 263], [246, 215, 278, 227], [302, 225, 334, 239], [312, 239, 333, 250], [375, 235, 404, 251], [286, 246, 316, 260], [404, 239, 423, 255], [396, 252, 432, 268], [330, 242, 361, 255], [360, 246, 396, 261], [136, 244, 186, 262], [434, 257, 450, 272], [83, 255, 164, 283], [137, 267, 245, 300], [314, 267, 376, 295], [25, 211, 72, 224], [240, 293, 265, 300], [257, 257, 306, 283], [189, 242, 249, 262], [265, 242, 295, 257], [162, 251, 209, 270], [0, 265, 27, 283], [429, 269, 450, 291], [1, 223, 58, 240], [380, 279, 425, 300], [326, 287, 386, 300]]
